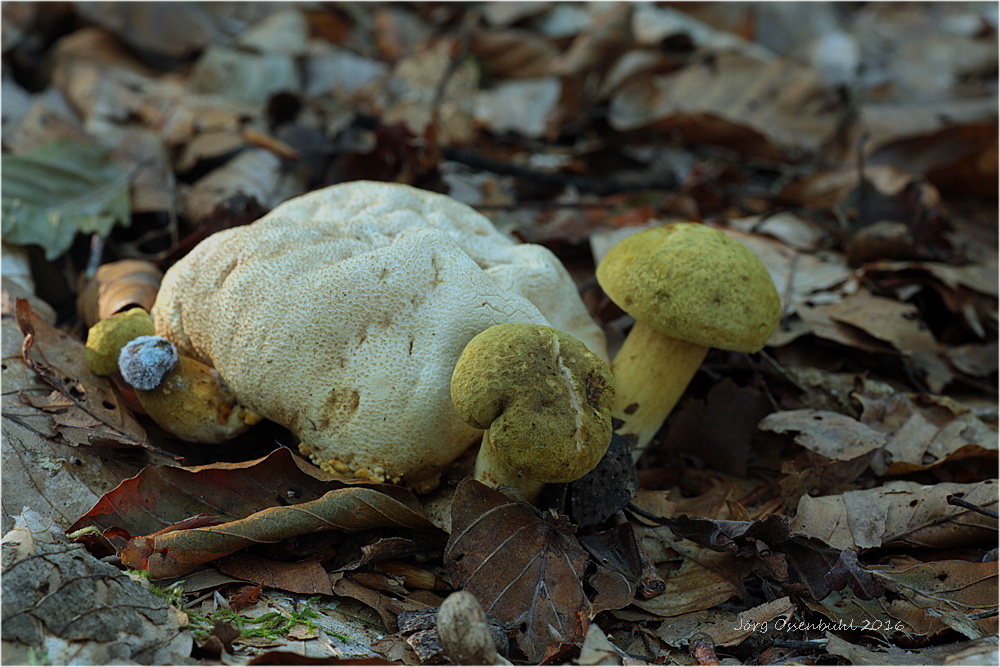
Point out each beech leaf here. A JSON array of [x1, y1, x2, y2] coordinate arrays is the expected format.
[[70, 448, 436, 578], [1, 140, 131, 260], [444, 480, 591, 663]]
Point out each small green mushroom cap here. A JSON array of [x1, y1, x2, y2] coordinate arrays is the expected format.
[[596, 223, 781, 353], [451, 323, 615, 484], [85, 307, 156, 375]]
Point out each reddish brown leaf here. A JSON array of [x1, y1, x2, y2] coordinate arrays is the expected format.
[[217, 554, 334, 596], [70, 448, 436, 577], [825, 549, 886, 600], [13, 298, 157, 454], [228, 582, 264, 611], [444, 480, 591, 663]]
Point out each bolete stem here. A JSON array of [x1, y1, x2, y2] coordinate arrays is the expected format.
[[612, 321, 708, 458], [472, 431, 546, 502]]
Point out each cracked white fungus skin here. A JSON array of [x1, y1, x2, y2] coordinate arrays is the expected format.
[[152, 181, 607, 489]]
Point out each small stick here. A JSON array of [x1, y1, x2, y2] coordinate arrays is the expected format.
[[947, 495, 999, 519]]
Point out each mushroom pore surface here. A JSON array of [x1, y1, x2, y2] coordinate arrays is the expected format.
[[152, 182, 607, 486]]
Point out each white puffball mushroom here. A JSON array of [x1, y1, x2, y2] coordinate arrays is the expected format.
[[151, 181, 608, 489]]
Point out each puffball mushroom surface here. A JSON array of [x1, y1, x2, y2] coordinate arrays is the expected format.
[[152, 181, 607, 488]]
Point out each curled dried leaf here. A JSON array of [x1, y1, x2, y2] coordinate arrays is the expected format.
[[77, 259, 162, 327]]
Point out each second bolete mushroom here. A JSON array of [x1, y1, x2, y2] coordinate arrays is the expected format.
[[596, 223, 781, 456], [450, 323, 615, 502]]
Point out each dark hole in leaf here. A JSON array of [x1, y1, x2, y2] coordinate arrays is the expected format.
[[102, 400, 115, 410]]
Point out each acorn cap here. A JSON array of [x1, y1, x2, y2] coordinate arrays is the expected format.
[[450, 323, 615, 484], [596, 223, 781, 353]]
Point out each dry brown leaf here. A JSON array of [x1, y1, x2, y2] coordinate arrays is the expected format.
[[760, 409, 885, 508], [76, 260, 162, 327], [377, 39, 478, 146], [609, 51, 845, 158], [790, 479, 997, 550], [332, 574, 430, 633], [822, 290, 937, 356], [650, 608, 736, 648], [856, 392, 998, 475], [552, 3, 633, 78], [719, 226, 857, 316], [759, 410, 887, 461], [70, 448, 436, 578], [72, 2, 260, 59], [1, 294, 158, 530], [946, 341, 999, 378], [14, 298, 151, 451], [726, 213, 827, 252], [474, 78, 563, 139], [632, 543, 750, 618], [50, 28, 156, 121], [444, 480, 591, 663], [795, 302, 899, 354], [873, 557, 998, 636], [826, 633, 998, 666], [183, 148, 301, 223], [703, 597, 795, 647], [801, 556, 998, 644], [780, 164, 923, 210], [216, 554, 335, 596], [5, 102, 93, 155], [471, 28, 560, 79]]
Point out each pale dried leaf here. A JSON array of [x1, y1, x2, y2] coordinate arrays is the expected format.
[[475, 78, 562, 139], [759, 410, 887, 461], [857, 392, 998, 475], [703, 597, 795, 647], [790, 479, 997, 550], [609, 51, 844, 157], [76, 259, 162, 328], [823, 290, 938, 355]]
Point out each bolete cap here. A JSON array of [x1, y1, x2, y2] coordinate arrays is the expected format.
[[85, 307, 156, 375], [450, 323, 615, 484], [596, 223, 781, 353]]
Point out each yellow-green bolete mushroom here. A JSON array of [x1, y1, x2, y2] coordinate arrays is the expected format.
[[118, 335, 261, 443], [85, 307, 156, 375], [596, 223, 781, 458], [450, 323, 615, 502]]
